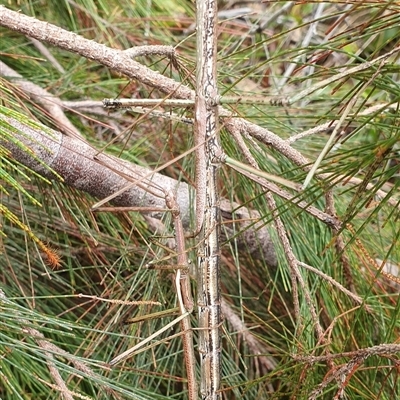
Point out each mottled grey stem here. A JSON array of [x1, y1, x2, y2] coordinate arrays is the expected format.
[[195, 1, 222, 399]]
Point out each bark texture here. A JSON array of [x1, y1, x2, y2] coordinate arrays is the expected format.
[[0, 115, 277, 267]]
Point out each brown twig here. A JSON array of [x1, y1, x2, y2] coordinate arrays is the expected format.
[[297, 344, 400, 400], [228, 118, 328, 354], [165, 190, 197, 399], [0, 6, 193, 100]]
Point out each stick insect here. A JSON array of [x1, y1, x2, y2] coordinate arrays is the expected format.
[[101, 92, 300, 400]]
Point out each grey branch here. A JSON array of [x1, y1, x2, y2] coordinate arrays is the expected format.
[[0, 6, 193, 100], [0, 6, 279, 265], [0, 115, 277, 267], [1, 6, 390, 214], [2, 4, 399, 206], [0, 6, 311, 174]]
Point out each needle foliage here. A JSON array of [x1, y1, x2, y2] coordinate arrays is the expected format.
[[0, 1, 399, 399]]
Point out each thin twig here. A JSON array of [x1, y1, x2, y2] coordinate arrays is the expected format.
[[295, 343, 400, 363], [165, 190, 197, 399], [285, 102, 400, 145], [0, 6, 193, 100], [303, 343, 400, 400], [103, 98, 195, 108], [109, 312, 190, 366], [29, 37, 65, 73], [123, 45, 176, 60], [297, 262, 362, 304], [228, 120, 327, 352]]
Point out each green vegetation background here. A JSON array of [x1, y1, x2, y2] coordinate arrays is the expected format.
[[0, 1, 399, 399]]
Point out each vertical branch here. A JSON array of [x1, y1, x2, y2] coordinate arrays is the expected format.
[[165, 191, 197, 400], [195, 1, 222, 399]]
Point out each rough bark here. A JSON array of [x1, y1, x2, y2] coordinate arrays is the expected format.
[[0, 115, 277, 267]]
